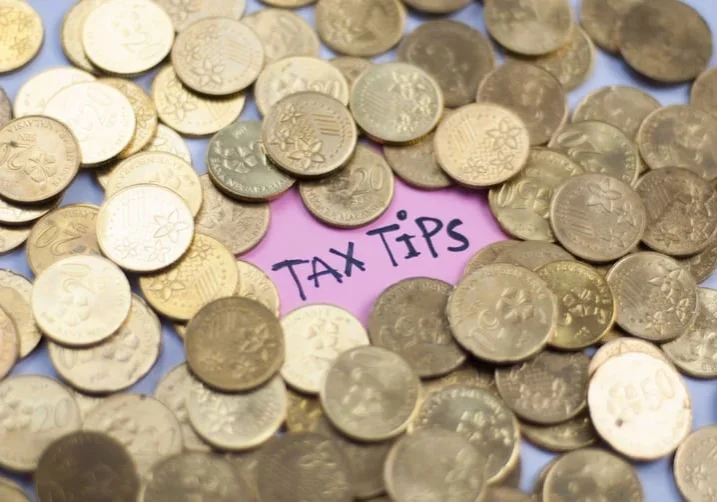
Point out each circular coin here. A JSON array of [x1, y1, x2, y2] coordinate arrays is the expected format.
[[0, 308, 17, 381], [589, 337, 672, 378], [0, 192, 59, 227], [145, 124, 192, 163], [674, 425, 717, 502], [0, 224, 29, 254], [101, 78, 158, 158], [0, 270, 41, 357], [383, 131, 454, 190], [520, 412, 598, 453], [330, 57, 372, 88], [14, 67, 95, 118], [463, 240, 520, 276], [0, 87, 11, 129], [579, 0, 642, 53], [421, 362, 498, 398], [484, 487, 533, 502], [243, 9, 320, 64], [261, 0, 316, 6], [235, 260, 280, 316], [155, 0, 246, 32], [286, 388, 324, 433], [0, 481, 27, 502], [0, 0, 43, 73], [60, 0, 104, 73], [494, 240, 575, 270], [402, 0, 470, 13], [692, 67, 717, 119], [679, 234, 717, 284]]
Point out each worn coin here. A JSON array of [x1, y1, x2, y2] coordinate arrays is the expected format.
[[330, 57, 372, 88], [589, 337, 671, 378], [0, 270, 41, 357], [421, 361, 498, 398], [692, 67, 717, 119], [679, 236, 717, 283], [235, 260, 280, 316], [60, 0, 104, 73], [579, 0, 641, 53], [0, 308, 17, 381], [155, 0, 245, 32], [101, 78, 158, 158], [286, 388, 324, 433], [0, 0, 43, 73], [674, 425, 717, 502], [383, 131, 454, 190], [0, 87, 10, 129], [494, 240, 575, 271], [14, 67, 95, 118], [521, 412, 598, 453], [463, 240, 520, 276], [243, 8, 320, 64]]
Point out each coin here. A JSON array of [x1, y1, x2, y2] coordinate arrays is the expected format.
[[434, 103, 530, 188], [83, 0, 174, 75], [550, 173, 646, 262], [448, 263, 558, 364], [321, 346, 420, 441], [0, 224, 29, 254], [0, 0, 43, 73], [330, 57, 372, 88], [521, 412, 598, 453], [494, 240, 575, 271], [35, 431, 140, 502], [60, 0, 105, 73], [421, 361, 498, 398], [0, 87, 10, 129], [0, 308, 17, 381], [145, 124, 192, 163], [0, 375, 82, 472], [0, 116, 80, 203], [152, 65, 246, 137], [692, 67, 717, 119], [579, 0, 641, 53], [243, 8, 320, 64], [572, 86, 661, 140], [0, 193, 59, 226], [607, 251, 699, 342], [286, 388, 324, 433], [187, 375, 287, 451], [617, 0, 712, 83], [385, 428, 485, 502], [71, 391, 105, 420], [44, 82, 136, 167], [463, 240, 520, 275], [0, 481, 27, 502], [48, 294, 161, 393], [155, 0, 246, 32], [679, 236, 717, 284], [0, 270, 41, 357], [14, 67, 95, 118], [402, 0, 470, 13], [589, 352, 692, 460], [97, 184, 195, 272], [26, 203, 101, 275], [101, 78, 158, 158], [674, 425, 717, 502], [261, 0, 316, 6], [484, 487, 533, 502], [186, 297, 284, 392], [195, 174, 270, 254], [298, 144, 394, 228], [589, 337, 671, 378], [383, 131, 454, 190], [398, 20, 495, 108], [235, 260, 280, 315], [281, 304, 369, 394]]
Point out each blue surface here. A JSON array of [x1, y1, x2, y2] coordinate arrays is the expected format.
[[1, 0, 716, 500]]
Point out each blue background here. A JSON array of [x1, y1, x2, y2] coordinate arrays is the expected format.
[[0, 0, 716, 500]]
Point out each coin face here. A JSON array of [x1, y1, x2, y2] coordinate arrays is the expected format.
[[674, 425, 717, 502], [321, 346, 420, 441], [298, 145, 394, 228], [286, 388, 324, 433], [83, 0, 174, 75], [330, 57, 372, 88], [617, 0, 712, 83], [0, 375, 82, 472], [0, 270, 41, 358], [101, 78, 158, 158], [0, 308, 17, 381], [435, 103, 530, 187], [0, 87, 10, 129], [235, 260, 280, 316], [579, 0, 641, 53], [589, 337, 672, 378], [145, 124, 192, 163], [155, 0, 246, 32], [692, 67, 717, 119], [97, 184, 195, 272], [607, 252, 699, 342], [463, 240, 520, 275], [186, 297, 284, 392], [243, 9, 320, 64], [14, 67, 95, 118], [484, 487, 533, 502], [521, 412, 598, 453], [448, 263, 558, 364], [679, 237, 717, 284], [60, 0, 104, 73], [383, 131, 454, 190], [0, 0, 43, 73]]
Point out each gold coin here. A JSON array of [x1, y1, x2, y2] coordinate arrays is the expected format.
[[243, 8, 320, 64], [0, 192, 59, 226], [101, 78, 158, 158], [572, 86, 661, 140], [330, 56, 372, 88], [0, 116, 80, 203], [0, 270, 41, 357], [496, 351, 590, 425], [494, 240, 575, 271], [350, 62, 443, 144], [97, 184, 195, 272], [83, 0, 174, 75], [207, 120, 295, 202], [674, 425, 717, 502], [489, 148, 583, 242], [60, 0, 105, 73], [679, 236, 717, 284], [299, 144, 394, 228], [186, 297, 284, 392], [463, 239, 520, 276], [72, 390, 106, 420], [384, 131, 454, 190], [434, 103, 530, 188], [483, 487, 533, 502], [550, 173, 646, 262], [589, 337, 671, 377], [484, 0, 573, 56], [222, 449, 261, 500], [0, 224, 29, 254], [412, 385, 520, 484], [155, 0, 246, 32], [84, 393, 183, 476], [260, 0, 316, 6], [146, 124, 192, 163], [402, 0, 470, 14], [316, 0, 406, 57], [26, 203, 101, 275], [692, 67, 717, 119], [579, 0, 642, 53], [187, 374, 287, 451], [0, 480, 27, 502], [0, 307, 17, 381], [0, 0, 43, 73], [286, 388, 323, 433], [254, 56, 350, 117], [588, 352, 692, 460], [195, 174, 271, 254], [0, 86, 11, 129], [448, 263, 558, 364], [152, 65, 246, 137], [607, 251, 699, 342], [44, 82, 136, 167], [321, 346, 420, 442], [0, 375, 82, 472], [421, 361, 498, 398], [617, 0, 712, 83], [398, 20, 496, 108], [14, 66, 95, 117], [235, 260, 280, 316], [520, 412, 598, 453]]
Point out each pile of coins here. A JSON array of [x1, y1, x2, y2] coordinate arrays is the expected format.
[[0, 0, 716, 500]]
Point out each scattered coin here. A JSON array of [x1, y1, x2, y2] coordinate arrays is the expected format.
[[243, 8, 320, 64], [402, 0, 470, 14], [14, 66, 95, 117], [484, 487, 534, 502], [579, 0, 642, 53], [463, 240, 520, 275], [101, 78, 158, 159], [0, 480, 27, 502], [0, 86, 11, 128], [383, 131, 454, 190], [261, 0, 316, 6], [0, 270, 41, 357], [0, 224, 30, 254], [421, 361, 498, 398], [692, 67, 717, 119], [155, 0, 246, 32], [145, 124, 192, 163], [0, 308, 17, 381], [494, 240, 575, 271], [0, 193, 59, 226], [330, 57, 372, 88], [679, 236, 717, 284], [286, 388, 324, 433], [0, 0, 43, 73], [60, 0, 104, 73], [674, 425, 717, 502], [235, 260, 280, 316], [521, 412, 598, 453], [589, 337, 671, 377]]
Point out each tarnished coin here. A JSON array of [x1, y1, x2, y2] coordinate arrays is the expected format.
[[398, 20, 496, 108], [484, 487, 534, 502], [299, 144, 394, 228], [484, 0, 573, 56], [692, 67, 717, 119], [521, 412, 598, 453], [0, 270, 41, 357], [496, 351, 590, 425], [155, 0, 246, 32], [637, 105, 717, 181], [281, 304, 369, 395], [674, 425, 717, 502], [0, 87, 10, 129], [385, 429, 485, 502], [580, 0, 641, 53], [463, 240, 520, 275], [617, 0, 712, 83], [402, 0, 470, 13], [97, 184, 194, 272], [607, 252, 699, 342], [186, 297, 284, 392], [384, 131, 454, 190], [321, 346, 420, 442], [32, 255, 131, 347], [44, 82, 136, 167], [145, 124, 192, 163], [0, 224, 29, 254], [60, 0, 105, 73], [447, 263, 558, 364], [48, 294, 161, 393], [0, 308, 17, 381], [235, 260, 280, 316], [494, 240, 574, 271], [330, 57, 372, 88], [573, 86, 661, 140], [172, 18, 264, 96], [0, 116, 80, 203], [243, 9, 320, 64], [0, 480, 27, 502], [679, 236, 717, 284], [413, 385, 519, 484], [477, 62, 568, 146], [0, 0, 43, 73], [588, 352, 692, 460], [550, 174, 646, 262], [83, 0, 174, 75], [589, 336, 671, 378], [0, 375, 82, 472], [369, 278, 466, 378], [14, 67, 95, 118], [421, 361, 498, 398], [26, 203, 101, 275], [101, 78, 158, 158], [286, 388, 323, 433], [350, 63, 443, 144], [35, 432, 140, 502], [187, 375, 287, 451]]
